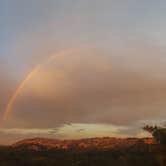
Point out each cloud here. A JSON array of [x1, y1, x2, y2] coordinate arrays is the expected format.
[[0, 123, 128, 144], [0, 128, 57, 135], [2, 47, 165, 129]]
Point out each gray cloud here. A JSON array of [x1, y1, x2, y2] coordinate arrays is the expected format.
[[2, 47, 166, 129]]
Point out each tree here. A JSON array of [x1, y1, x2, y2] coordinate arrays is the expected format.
[[143, 125, 166, 145]]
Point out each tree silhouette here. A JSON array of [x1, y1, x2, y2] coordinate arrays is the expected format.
[[143, 125, 166, 145]]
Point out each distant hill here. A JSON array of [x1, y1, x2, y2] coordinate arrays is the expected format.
[[0, 137, 165, 166], [12, 137, 156, 151]]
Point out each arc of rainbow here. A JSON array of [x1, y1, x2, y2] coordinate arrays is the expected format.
[[2, 65, 42, 121], [2, 51, 68, 121]]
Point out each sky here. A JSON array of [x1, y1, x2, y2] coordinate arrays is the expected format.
[[0, 0, 166, 144]]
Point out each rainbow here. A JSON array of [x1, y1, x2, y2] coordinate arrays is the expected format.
[[3, 51, 68, 121], [3, 65, 41, 121]]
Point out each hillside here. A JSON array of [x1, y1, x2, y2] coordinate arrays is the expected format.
[[0, 137, 165, 166], [12, 137, 156, 151]]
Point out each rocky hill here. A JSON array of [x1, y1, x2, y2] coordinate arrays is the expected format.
[[0, 137, 165, 166], [12, 137, 156, 151]]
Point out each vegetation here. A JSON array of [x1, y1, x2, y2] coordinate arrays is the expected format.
[[143, 125, 166, 146], [0, 143, 163, 166]]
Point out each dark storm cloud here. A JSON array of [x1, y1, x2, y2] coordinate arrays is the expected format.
[[3, 47, 166, 128]]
